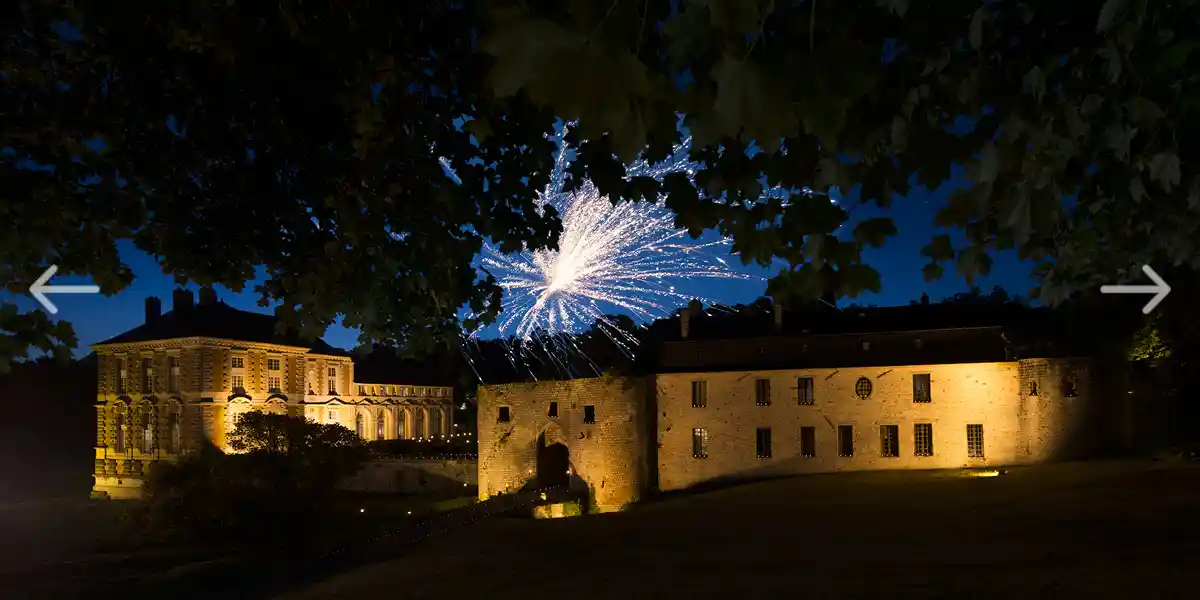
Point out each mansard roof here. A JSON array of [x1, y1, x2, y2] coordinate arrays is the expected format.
[[94, 300, 349, 356]]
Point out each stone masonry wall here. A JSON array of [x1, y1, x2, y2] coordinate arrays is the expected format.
[[477, 377, 649, 513], [656, 362, 1027, 492]]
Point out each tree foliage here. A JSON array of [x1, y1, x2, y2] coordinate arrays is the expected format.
[[5, 0, 1199, 366], [138, 414, 368, 545]]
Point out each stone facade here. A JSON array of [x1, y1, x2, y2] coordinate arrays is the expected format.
[[477, 357, 1099, 512], [476, 377, 650, 513], [90, 292, 454, 500]]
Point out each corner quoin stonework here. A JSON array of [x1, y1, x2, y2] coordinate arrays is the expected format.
[[476, 376, 650, 513]]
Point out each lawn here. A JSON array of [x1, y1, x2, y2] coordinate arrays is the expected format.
[[273, 460, 1200, 600]]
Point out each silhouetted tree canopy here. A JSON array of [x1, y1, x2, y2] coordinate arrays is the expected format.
[[4, 1, 1199, 369]]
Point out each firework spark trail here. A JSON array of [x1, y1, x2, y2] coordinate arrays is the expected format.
[[477, 122, 758, 346]]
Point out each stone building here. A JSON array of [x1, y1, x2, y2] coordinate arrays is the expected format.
[[91, 288, 454, 499], [478, 303, 1125, 513]]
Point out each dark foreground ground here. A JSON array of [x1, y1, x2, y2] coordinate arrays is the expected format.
[[275, 460, 1200, 600]]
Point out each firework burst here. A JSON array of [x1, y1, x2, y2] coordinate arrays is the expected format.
[[477, 123, 757, 349]]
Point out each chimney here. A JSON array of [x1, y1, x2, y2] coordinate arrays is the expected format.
[[173, 289, 194, 313], [198, 286, 217, 306], [774, 302, 783, 332], [145, 296, 162, 324], [680, 310, 691, 339]]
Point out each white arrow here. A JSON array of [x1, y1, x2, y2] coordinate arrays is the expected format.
[[1100, 265, 1171, 314], [29, 265, 101, 314]]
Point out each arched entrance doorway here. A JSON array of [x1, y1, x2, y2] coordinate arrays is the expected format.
[[536, 431, 570, 489]]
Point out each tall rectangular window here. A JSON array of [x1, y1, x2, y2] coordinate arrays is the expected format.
[[691, 381, 707, 408], [267, 358, 281, 371], [755, 379, 771, 406], [799, 426, 816, 457], [231, 374, 245, 391], [797, 376, 814, 405], [141, 358, 153, 392], [583, 405, 596, 424], [967, 424, 985, 458], [168, 410, 181, 454], [268, 376, 282, 393], [548, 401, 558, 417], [117, 358, 128, 393], [880, 425, 900, 457], [327, 366, 337, 394], [913, 373, 932, 403], [498, 406, 511, 423], [231, 357, 244, 369], [755, 427, 772, 458], [167, 356, 179, 393], [837, 425, 854, 457], [692, 428, 709, 458], [914, 423, 934, 457]]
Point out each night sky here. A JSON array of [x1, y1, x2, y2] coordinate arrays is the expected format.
[[5, 163, 1034, 356]]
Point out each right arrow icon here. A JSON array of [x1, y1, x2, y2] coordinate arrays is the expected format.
[[1101, 265, 1172, 314]]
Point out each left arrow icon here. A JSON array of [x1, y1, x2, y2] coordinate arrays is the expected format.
[[29, 265, 101, 314]]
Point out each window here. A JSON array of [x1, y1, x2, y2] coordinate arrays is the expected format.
[[1063, 378, 1078, 397], [548, 401, 559, 417], [358, 385, 365, 395], [880, 425, 900, 457], [327, 367, 338, 394], [692, 428, 709, 458], [691, 381, 707, 408], [755, 379, 771, 406], [914, 423, 933, 457], [583, 405, 596, 424], [914, 338, 924, 350], [168, 410, 181, 454], [913, 373, 932, 403], [800, 426, 816, 457], [755, 427, 772, 458], [231, 357, 244, 369], [498, 406, 511, 423], [231, 375, 245, 392], [141, 358, 153, 392], [862, 341, 870, 351], [167, 356, 179, 393], [117, 358, 128, 393], [114, 409, 126, 453], [140, 406, 154, 452], [376, 412, 385, 441], [326, 409, 338, 424], [967, 424, 985, 458], [797, 376, 814, 405], [355, 413, 364, 438], [267, 358, 281, 371], [429, 408, 443, 437], [1029, 380, 1039, 396], [855, 377, 873, 399], [837, 425, 854, 457], [269, 376, 282, 393], [396, 409, 407, 439]]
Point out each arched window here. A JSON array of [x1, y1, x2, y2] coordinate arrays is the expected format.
[[168, 405, 182, 454], [141, 405, 155, 453], [396, 409, 407, 440], [375, 410, 385, 441], [114, 406, 127, 453], [355, 412, 365, 438], [429, 408, 442, 438]]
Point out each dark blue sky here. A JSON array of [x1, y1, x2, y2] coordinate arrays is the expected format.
[[5, 166, 1034, 355]]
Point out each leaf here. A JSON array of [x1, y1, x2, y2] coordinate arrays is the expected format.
[[1148, 152, 1182, 192], [1103, 123, 1136, 162], [968, 5, 987, 50], [920, 234, 955, 262], [1128, 175, 1146, 202], [852, 218, 898, 248], [711, 54, 798, 142], [978, 143, 999, 184], [891, 116, 907, 154], [839, 264, 883, 297], [814, 158, 839, 191], [955, 246, 993, 283], [464, 118, 492, 144], [1096, 0, 1125, 34], [878, 0, 909, 17], [1125, 96, 1165, 126], [922, 263, 943, 283]]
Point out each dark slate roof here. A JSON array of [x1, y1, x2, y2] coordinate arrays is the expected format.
[[350, 344, 459, 387], [637, 303, 1079, 374], [95, 301, 350, 356]]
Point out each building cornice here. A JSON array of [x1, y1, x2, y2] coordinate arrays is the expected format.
[[91, 336, 347, 358]]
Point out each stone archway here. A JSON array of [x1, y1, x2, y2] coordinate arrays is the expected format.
[[536, 431, 570, 489]]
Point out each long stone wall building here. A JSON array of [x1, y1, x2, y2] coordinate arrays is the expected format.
[[478, 303, 1121, 513], [91, 288, 455, 499]]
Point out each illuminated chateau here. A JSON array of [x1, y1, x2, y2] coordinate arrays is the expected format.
[[91, 288, 454, 499], [478, 302, 1131, 513]]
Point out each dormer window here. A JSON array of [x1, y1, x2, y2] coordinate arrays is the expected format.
[[862, 341, 871, 351]]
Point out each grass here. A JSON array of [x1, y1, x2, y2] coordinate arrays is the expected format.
[[272, 460, 1200, 600]]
